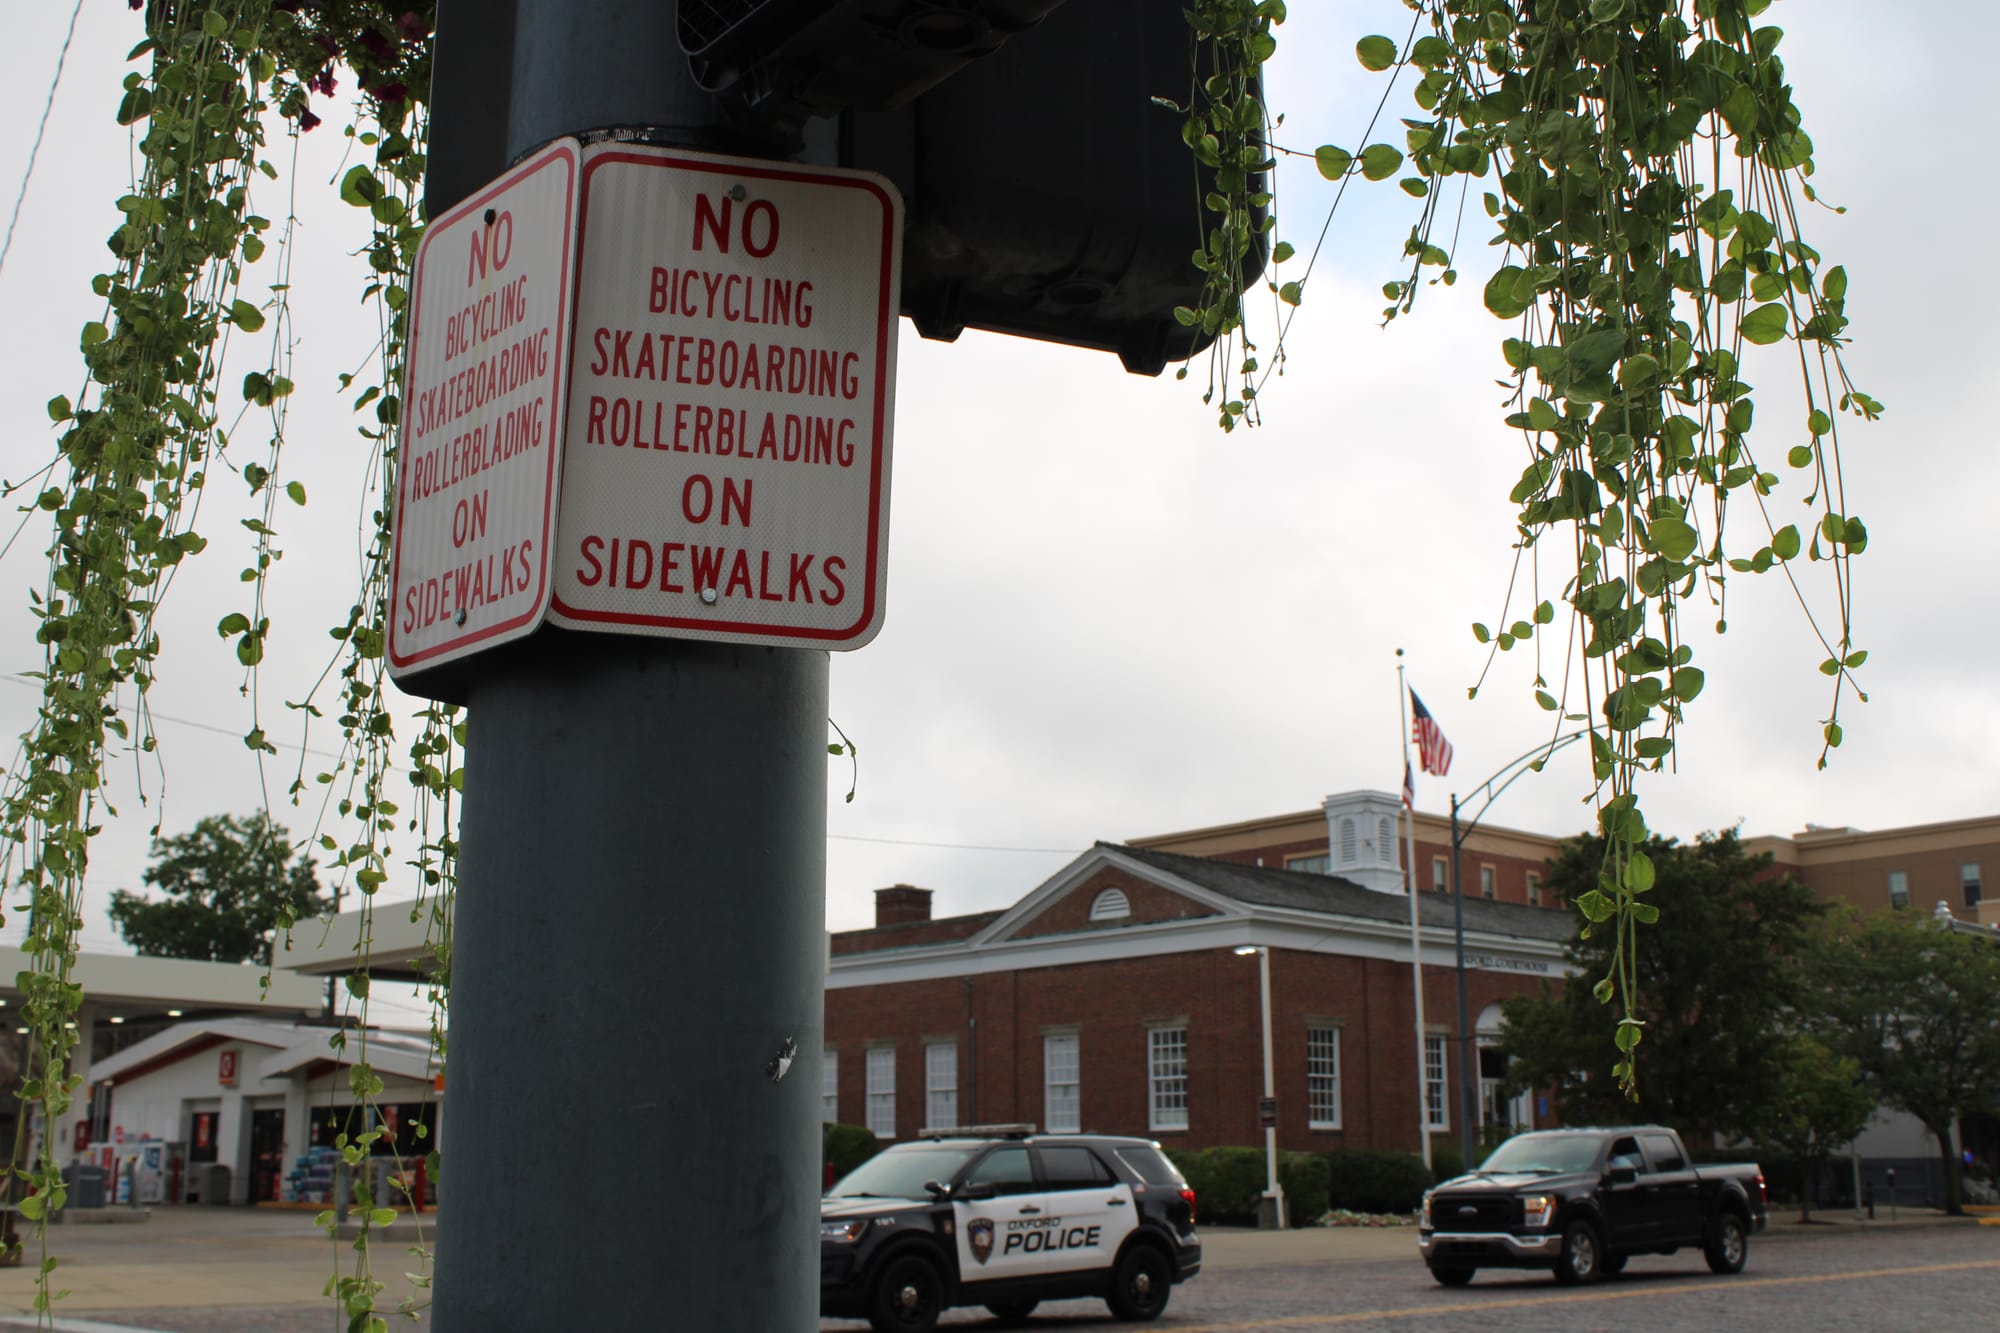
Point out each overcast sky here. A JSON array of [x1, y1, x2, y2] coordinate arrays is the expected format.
[[1, 1, 1993, 1026]]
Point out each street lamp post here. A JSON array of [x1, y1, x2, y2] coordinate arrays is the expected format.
[[1234, 945, 1286, 1229], [1445, 730, 1589, 1168]]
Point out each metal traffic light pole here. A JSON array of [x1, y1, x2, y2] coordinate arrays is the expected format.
[[429, 3, 829, 1327]]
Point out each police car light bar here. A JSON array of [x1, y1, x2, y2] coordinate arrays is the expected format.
[[917, 1123, 1038, 1140]]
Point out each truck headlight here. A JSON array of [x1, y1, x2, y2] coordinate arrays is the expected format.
[[1419, 1193, 1433, 1229], [820, 1218, 870, 1243], [1521, 1194, 1556, 1229]]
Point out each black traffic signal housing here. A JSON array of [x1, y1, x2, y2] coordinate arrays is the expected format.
[[677, 0, 1066, 116], [842, 0, 1266, 374], [426, 0, 1265, 376]]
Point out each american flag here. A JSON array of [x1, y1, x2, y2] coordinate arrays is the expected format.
[[1411, 690, 1453, 776], [1401, 758, 1415, 810]]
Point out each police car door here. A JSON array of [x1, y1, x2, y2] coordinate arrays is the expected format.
[[952, 1144, 1046, 1282], [1032, 1144, 1137, 1275]]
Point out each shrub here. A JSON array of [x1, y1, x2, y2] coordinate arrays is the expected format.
[[1166, 1147, 1331, 1227], [1323, 1149, 1432, 1216], [1280, 1152, 1330, 1225], [1166, 1146, 1267, 1225], [823, 1122, 880, 1185], [1430, 1139, 1465, 1183]]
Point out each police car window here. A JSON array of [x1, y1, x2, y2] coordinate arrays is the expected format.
[[1642, 1134, 1686, 1172], [826, 1145, 976, 1198], [1038, 1145, 1113, 1189], [1607, 1137, 1645, 1174], [962, 1146, 1037, 1194], [1111, 1145, 1185, 1187]]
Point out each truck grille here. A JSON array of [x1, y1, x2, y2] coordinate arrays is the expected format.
[[1432, 1195, 1514, 1232]]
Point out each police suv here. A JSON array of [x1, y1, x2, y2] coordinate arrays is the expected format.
[[820, 1124, 1200, 1332]]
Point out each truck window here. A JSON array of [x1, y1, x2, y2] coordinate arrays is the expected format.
[[1607, 1136, 1645, 1173], [1642, 1133, 1686, 1172]]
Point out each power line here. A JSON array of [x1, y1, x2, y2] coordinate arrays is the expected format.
[[828, 832, 1081, 854], [1, 678, 1083, 857], [0, 0, 85, 285], [1, 671, 346, 761]]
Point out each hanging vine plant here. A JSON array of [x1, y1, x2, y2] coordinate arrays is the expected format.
[[5, 2, 443, 1326], [7, 0, 1873, 1325], [1193, 0, 1873, 1099]]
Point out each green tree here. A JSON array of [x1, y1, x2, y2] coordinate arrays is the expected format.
[[108, 813, 329, 963], [1499, 829, 1825, 1140], [1742, 1033, 1875, 1222], [1819, 911, 2000, 1215]]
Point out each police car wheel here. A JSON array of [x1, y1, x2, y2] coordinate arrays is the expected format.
[[867, 1253, 944, 1333], [1106, 1244, 1172, 1321], [984, 1300, 1039, 1322]]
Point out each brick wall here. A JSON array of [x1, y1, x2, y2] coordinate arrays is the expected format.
[[824, 945, 1558, 1152]]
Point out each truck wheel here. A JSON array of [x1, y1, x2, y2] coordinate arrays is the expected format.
[[1553, 1220, 1602, 1285], [1600, 1253, 1628, 1275], [868, 1253, 944, 1333], [985, 1301, 1039, 1323], [1429, 1265, 1475, 1286], [1705, 1211, 1748, 1275], [1106, 1243, 1172, 1321]]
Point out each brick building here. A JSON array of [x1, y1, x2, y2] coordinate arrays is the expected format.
[[1748, 816, 1998, 926], [824, 793, 1998, 1167], [823, 792, 1572, 1159]]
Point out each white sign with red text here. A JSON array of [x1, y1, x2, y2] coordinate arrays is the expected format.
[[548, 144, 902, 649], [387, 138, 581, 679]]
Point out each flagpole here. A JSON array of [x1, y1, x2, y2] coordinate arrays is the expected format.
[[1396, 650, 1431, 1172]]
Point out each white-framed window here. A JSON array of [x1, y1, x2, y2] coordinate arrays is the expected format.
[[1148, 1027, 1189, 1132], [1526, 871, 1543, 907], [1286, 853, 1330, 875], [1424, 1033, 1450, 1131], [1338, 817, 1359, 865], [1089, 888, 1131, 921], [1307, 1026, 1341, 1129], [822, 1047, 839, 1122], [1479, 864, 1497, 899], [925, 1042, 957, 1131], [866, 1045, 896, 1140], [1044, 1033, 1081, 1134], [1431, 856, 1449, 892], [1376, 816, 1395, 866], [1964, 863, 1984, 909], [1888, 870, 1909, 909]]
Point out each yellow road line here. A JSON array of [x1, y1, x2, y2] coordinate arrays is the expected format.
[[1165, 1259, 2000, 1330]]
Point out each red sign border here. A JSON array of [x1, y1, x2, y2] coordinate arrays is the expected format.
[[546, 147, 898, 647], [386, 139, 581, 674]]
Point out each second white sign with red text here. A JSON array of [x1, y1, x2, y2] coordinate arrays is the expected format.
[[550, 145, 901, 649]]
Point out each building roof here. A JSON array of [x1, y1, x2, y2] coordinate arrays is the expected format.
[[829, 840, 1573, 990], [0, 946, 325, 1018], [274, 903, 446, 982], [90, 1016, 316, 1084], [1107, 843, 1574, 944], [90, 1015, 439, 1088]]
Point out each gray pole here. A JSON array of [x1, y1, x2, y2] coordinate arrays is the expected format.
[[431, 4, 829, 1329], [1450, 795, 1475, 1167]]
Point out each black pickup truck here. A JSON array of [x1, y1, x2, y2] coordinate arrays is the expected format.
[[1418, 1126, 1767, 1286]]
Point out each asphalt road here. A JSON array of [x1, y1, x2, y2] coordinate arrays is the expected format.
[[816, 1220, 1999, 1333], [0, 1211, 1990, 1331]]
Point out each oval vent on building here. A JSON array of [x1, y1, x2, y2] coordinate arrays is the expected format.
[[1088, 887, 1131, 921]]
